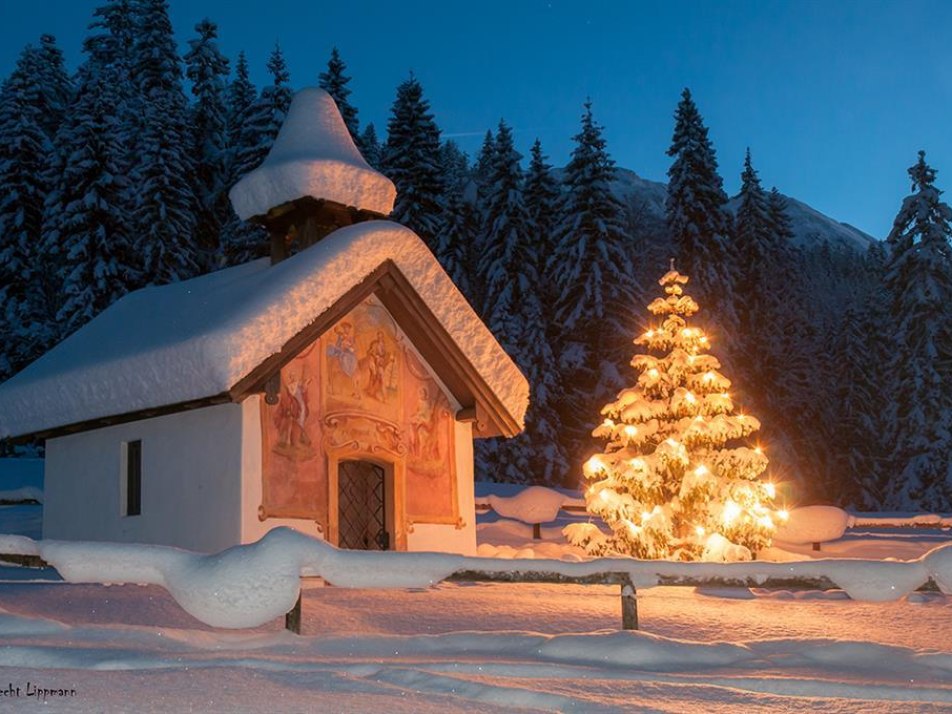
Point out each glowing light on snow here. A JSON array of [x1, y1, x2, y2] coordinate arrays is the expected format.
[[624, 425, 638, 438], [584, 456, 605, 476], [628, 458, 646, 470], [599, 489, 610, 502], [694, 465, 709, 477], [703, 372, 715, 383], [764, 483, 776, 498], [777, 509, 790, 521], [695, 525, 705, 536], [754, 446, 763, 455], [648, 368, 659, 379], [641, 511, 651, 522], [685, 392, 697, 404], [603, 418, 615, 428], [723, 500, 741, 525]]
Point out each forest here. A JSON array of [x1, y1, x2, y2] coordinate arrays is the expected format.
[[0, 0, 950, 511]]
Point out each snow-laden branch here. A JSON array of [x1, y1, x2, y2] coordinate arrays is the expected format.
[[2, 527, 951, 630]]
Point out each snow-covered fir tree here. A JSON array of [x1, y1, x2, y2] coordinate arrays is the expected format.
[[225, 51, 256, 164], [475, 121, 567, 484], [32, 35, 74, 141], [0, 46, 55, 378], [524, 139, 561, 275], [433, 139, 477, 301], [223, 45, 292, 265], [882, 151, 952, 511], [318, 47, 360, 143], [545, 101, 639, 472], [665, 88, 735, 332], [565, 269, 783, 561], [359, 122, 381, 168], [42, 35, 139, 341], [382, 76, 445, 249], [184, 18, 229, 267], [130, 0, 199, 284], [733, 149, 774, 322]]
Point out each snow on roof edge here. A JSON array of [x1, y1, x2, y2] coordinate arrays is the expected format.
[[0, 221, 528, 438]]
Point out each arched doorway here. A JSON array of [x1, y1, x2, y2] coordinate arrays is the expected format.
[[337, 460, 390, 550]]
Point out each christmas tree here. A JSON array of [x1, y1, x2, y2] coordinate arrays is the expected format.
[[564, 267, 785, 561]]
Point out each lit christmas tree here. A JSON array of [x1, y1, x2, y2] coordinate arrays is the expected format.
[[564, 267, 786, 561]]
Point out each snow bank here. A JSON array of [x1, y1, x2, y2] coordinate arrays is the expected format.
[[484, 486, 568, 524], [229, 87, 395, 219], [0, 221, 528, 437], [0, 486, 42, 503], [3, 529, 950, 629], [774, 505, 853, 544]]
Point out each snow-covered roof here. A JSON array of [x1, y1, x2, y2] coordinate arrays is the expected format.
[[229, 88, 396, 220], [0, 221, 528, 439]]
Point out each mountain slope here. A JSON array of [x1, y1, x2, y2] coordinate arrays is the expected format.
[[609, 167, 876, 252]]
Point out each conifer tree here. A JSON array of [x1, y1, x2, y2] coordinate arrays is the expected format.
[[359, 122, 381, 168], [734, 149, 774, 314], [475, 121, 567, 484], [565, 269, 782, 561], [547, 101, 637, 348], [766, 187, 795, 244], [546, 101, 638, 472], [665, 88, 735, 330], [524, 139, 560, 266], [882, 151, 952, 510], [473, 129, 495, 187], [223, 45, 292, 265], [185, 18, 230, 267], [318, 47, 360, 142], [382, 76, 445, 248], [42, 36, 139, 340], [33, 35, 73, 140], [131, 0, 199, 284], [0, 47, 55, 377], [225, 51, 256, 165]]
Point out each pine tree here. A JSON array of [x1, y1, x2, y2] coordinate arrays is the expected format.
[[42, 36, 139, 340], [131, 0, 199, 284], [382, 76, 445, 248], [0, 46, 55, 377], [473, 129, 495, 187], [318, 47, 359, 142], [185, 18, 230, 267], [734, 149, 774, 317], [474, 121, 567, 484], [524, 139, 560, 266], [882, 151, 952, 510], [766, 188, 795, 244], [545, 101, 638, 475], [547, 101, 637, 348], [225, 51, 256, 165], [223, 45, 292, 265], [564, 269, 782, 561], [359, 122, 381, 168], [33, 35, 73, 140], [665, 88, 735, 332]]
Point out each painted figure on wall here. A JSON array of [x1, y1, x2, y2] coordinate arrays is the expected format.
[[326, 321, 360, 399], [260, 295, 458, 526]]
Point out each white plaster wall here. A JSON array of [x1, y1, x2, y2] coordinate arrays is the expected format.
[[239, 395, 324, 544], [406, 420, 477, 555], [44, 404, 244, 552]]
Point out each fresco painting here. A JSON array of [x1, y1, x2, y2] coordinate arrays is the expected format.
[[260, 295, 458, 528]]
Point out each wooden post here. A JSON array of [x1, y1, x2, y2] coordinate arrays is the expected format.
[[285, 592, 302, 634], [812, 542, 821, 552], [619, 575, 638, 630], [532, 523, 542, 540]]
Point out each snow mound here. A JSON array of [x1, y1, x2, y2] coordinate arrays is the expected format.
[[774, 505, 853, 544], [922, 543, 952, 594], [485, 486, 567, 524], [229, 87, 395, 219], [0, 486, 42, 503]]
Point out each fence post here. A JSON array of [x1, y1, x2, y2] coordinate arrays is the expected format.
[[532, 523, 541, 540], [285, 591, 302, 634], [619, 574, 638, 630]]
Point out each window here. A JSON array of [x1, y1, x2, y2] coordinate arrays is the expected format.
[[124, 440, 142, 517]]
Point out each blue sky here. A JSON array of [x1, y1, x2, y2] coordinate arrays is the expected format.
[[3, 0, 950, 239]]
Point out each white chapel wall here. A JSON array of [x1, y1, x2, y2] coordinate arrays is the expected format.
[[44, 404, 244, 552]]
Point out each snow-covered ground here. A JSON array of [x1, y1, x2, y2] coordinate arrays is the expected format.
[[0, 488, 951, 712]]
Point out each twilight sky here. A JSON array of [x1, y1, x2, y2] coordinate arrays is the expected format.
[[3, 0, 950, 239]]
